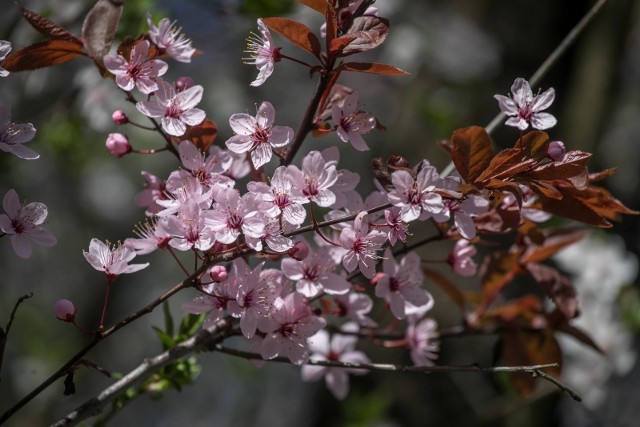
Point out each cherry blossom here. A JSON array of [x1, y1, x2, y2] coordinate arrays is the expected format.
[[182, 267, 240, 329], [288, 150, 339, 207], [547, 140, 566, 161], [244, 216, 294, 253], [383, 208, 409, 246], [334, 292, 377, 328], [494, 77, 557, 130], [260, 292, 326, 364], [164, 199, 215, 251], [340, 212, 386, 279], [438, 195, 490, 240], [136, 78, 206, 136], [83, 238, 149, 281], [55, 299, 77, 322], [374, 249, 433, 319], [301, 324, 370, 399], [406, 316, 440, 366], [157, 174, 213, 217], [178, 141, 233, 187], [0, 189, 56, 258], [105, 133, 131, 158], [103, 40, 168, 94], [332, 92, 376, 151], [282, 245, 351, 298], [387, 164, 444, 222], [448, 239, 478, 277], [135, 171, 167, 216], [234, 261, 282, 338], [248, 166, 306, 225], [1, 40, 11, 77], [244, 19, 281, 87], [204, 187, 264, 244], [225, 101, 293, 169], [0, 105, 38, 160], [147, 14, 195, 63], [124, 218, 171, 255]]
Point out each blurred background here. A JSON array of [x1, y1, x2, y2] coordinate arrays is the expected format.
[[1, 0, 640, 425]]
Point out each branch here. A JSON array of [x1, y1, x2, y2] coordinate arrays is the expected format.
[[440, 0, 611, 177], [0, 293, 33, 383], [213, 345, 581, 401], [50, 318, 233, 427]]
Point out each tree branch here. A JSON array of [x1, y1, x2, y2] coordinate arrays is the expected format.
[[0, 293, 33, 383]]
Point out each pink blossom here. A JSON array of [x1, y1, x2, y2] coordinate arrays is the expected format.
[[244, 216, 294, 253], [55, 299, 77, 322], [135, 171, 167, 216], [182, 270, 240, 329], [374, 249, 433, 319], [288, 240, 310, 261], [204, 187, 264, 244], [178, 141, 233, 187], [147, 15, 195, 63], [0, 105, 38, 160], [105, 133, 131, 158], [438, 195, 490, 240], [208, 265, 228, 283], [225, 101, 293, 169], [0, 189, 56, 258], [448, 239, 478, 277], [288, 150, 339, 207], [547, 140, 566, 161], [248, 166, 306, 225], [332, 92, 376, 151], [494, 77, 557, 130], [164, 199, 215, 251], [112, 110, 128, 125], [83, 238, 149, 281], [260, 292, 326, 364], [156, 174, 213, 217], [301, 324, 370, 400], [234, 261, 282, 338], [124, 218, 171, 255], [387, 166, 444, 222], [383, 208, 409, 245], [136, 78, 206, 136], [334, 292, 377, 328], [0, 40, 11, 77], [104, 40, 168, 94], [340, 212, 386, 279], [282, 246, 351, 298], [244, 19, 281, 87], [406, 317, 440, 366]]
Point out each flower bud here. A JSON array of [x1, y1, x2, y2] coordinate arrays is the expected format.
[[209, 265, 228, 282], [175, 76, 195, 92], [547, 140, 566, 162], [112, 110, 129, 125], [288, 240, 310, 261], [55, 299, 77, 322], [106, 133, 132, 158]]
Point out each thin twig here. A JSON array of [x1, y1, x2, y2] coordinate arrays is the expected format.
[[0, 293, 33, 382]]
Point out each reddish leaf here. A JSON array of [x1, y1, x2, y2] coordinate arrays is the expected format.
[[450, 126, 494, 183], [478, 251, 520, 311], [325, 5, 339, 50], [548, 310, 604, 354], [520, 228, 589, 264], [0, 40, 86, 72], [296, 0, 328, 14], [475, 148, 535, 183], [339, 62, 409, 75], [422, 267, 467, 310], [588, 167, 617, 182], [474, 200, 521, 234], [262, 17, 322, 59], [174, 120, 218, 152], [500, 330, 562, 397], [82, 0, 123, 60], [525, 180, 563, 200], [20, 6, 83, 44], [482, 295, 545, 328], [526, 263, 579, 319], [537, 185, 613, 227], [336, 16, 389, 56], [523, 150, 591, 181], [514, 131, 550, 159], [574, 185, 639, 221]]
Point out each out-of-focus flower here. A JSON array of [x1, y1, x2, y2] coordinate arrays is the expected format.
[[225, 101, 293, 169], [448, 239, 477, 276], [288, 240, 310, 261], [494, 77, 556, 130], [547, 140, 566, 161], [83, 238, 149, 281], [124, 218, 171, 255], [147, 15, 195, 63], [55, 299, 77, 322], [332, 92, 376, 151], [105, 133, 131, 157], [0, 189, 56, 258], [136, 78, 205, 136], [135, 171, 167, 216], [111, 110, 128, 125], [1, 40, 12, 77], [334, 292, 377, 328], [406, 316, 440, 366], [0, 105, 38, 160], [103, 40, 167, 94], [244, 19, 281, 87], [175, 76, 195, 91]]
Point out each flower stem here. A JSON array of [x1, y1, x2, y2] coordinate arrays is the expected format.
[[98, 278, 114, 331]]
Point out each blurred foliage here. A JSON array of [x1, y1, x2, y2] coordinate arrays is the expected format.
[[239, 0, 296, 17], [620, 286, 640, 331], [343, 388, 393, 427]]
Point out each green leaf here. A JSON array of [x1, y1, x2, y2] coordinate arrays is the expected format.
[[152, 326, 174, 350], [162, 301, 174, 337]]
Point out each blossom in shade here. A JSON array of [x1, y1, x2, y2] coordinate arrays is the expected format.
[[494, 77, 557, 130], [136, 78, 206, 136], [406, 316, 440, 366], [332, 92, 376, 151], [383, 208, 408, 246], [124, 218, 171, 255], [282, 246, 351, 298], [225, 101, 293, 169], [103, 40, 168, 94], [334, 292, 377, 328], [147, 15, 195, 63], [340, 212, 386, 279], [55, 299, 77, 322], [438, 195, 490, 240], [0, 105, 38, 160], [1, 40, 12, 77], [0, 189, 56, 258], [135, 171, 167, 216], [244, 19, 281, 87], [301, 323, 370, 399], [387, 165, 444, 222], [448, 239, 478, 277], [234, 261, 282, 339], [547, 140, 566, 161], [83, 238, 149, 281], [374, 249, 433, 319], [260, 292, 326, 364]]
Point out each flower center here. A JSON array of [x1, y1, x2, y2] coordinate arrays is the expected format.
[[252, 128, 270, 145]]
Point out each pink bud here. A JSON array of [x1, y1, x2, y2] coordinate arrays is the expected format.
[[288, 240, 310, 261], [209, 265, 228, 282], [175, 76, 195, 92], [112, 110, 129, 125], [547, 140, 566, 162], [55, 299, 77, 322], [106, 133, 132, 158]]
